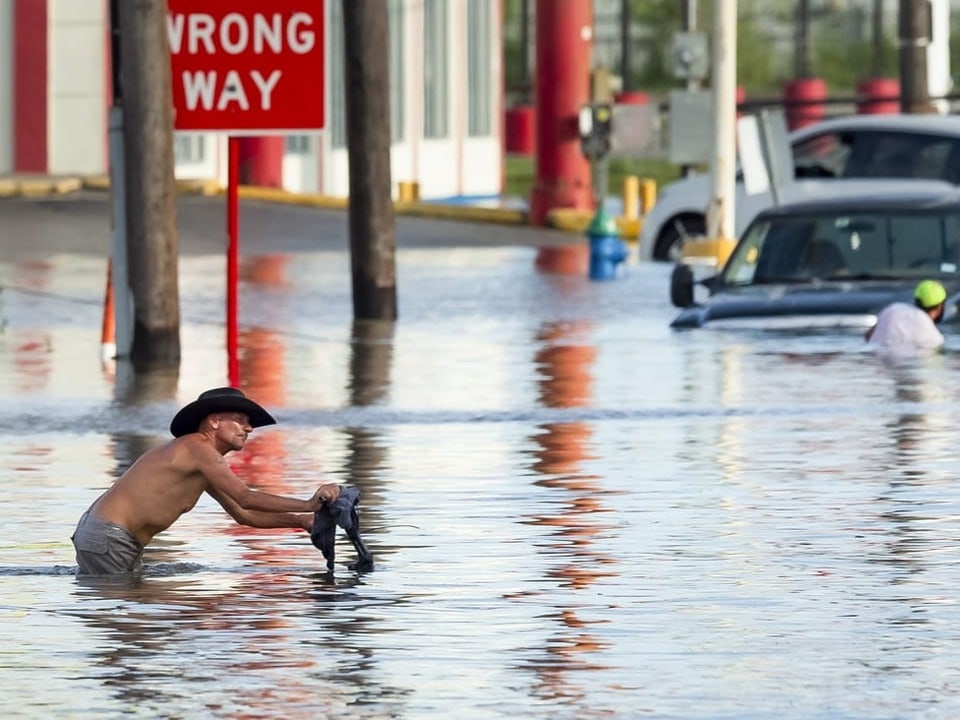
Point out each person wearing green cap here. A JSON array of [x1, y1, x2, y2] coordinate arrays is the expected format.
[[865, 279, 948, 350]]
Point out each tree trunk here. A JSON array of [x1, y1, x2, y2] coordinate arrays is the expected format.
[[342, 0, 398, 321], [118, 0, 181, 368]]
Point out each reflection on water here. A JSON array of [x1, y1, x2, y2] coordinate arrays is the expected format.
[[522, 320, 619, 706], [67, 572, 406, 718], [335, 318, 394, 562], [6, 243, 960, 717]]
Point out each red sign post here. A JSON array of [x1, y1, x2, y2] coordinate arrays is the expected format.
[[167, 0, 325, 384]]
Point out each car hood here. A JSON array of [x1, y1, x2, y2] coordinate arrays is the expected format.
[[670, 281, 922, 330]]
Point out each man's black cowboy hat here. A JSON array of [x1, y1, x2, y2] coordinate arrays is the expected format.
[[169, 387, 276, 437]]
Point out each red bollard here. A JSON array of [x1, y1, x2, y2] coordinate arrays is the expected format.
[[237, 136, 285, 188], [614, 91, 648, 106], [504, 106, 535, 155], [857, 78, 900, 115], [783, 78, 827, 130]]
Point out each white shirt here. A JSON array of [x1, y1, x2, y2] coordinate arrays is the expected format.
[[867, 302, 944, 350]]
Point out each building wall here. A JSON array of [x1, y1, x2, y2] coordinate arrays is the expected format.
[[1, 0, 503, 201], [48, 0, 106, 175], [313, 0, 502, 200], [0, 1, 12, 174]]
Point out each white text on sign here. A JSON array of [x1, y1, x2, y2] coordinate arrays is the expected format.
[[167, 12, 317, 112], [167, 13, 317, 54]]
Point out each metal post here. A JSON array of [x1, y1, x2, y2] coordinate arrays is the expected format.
[[681, 0, 699, 177], [107, 0, 132, 359], [108, 106, 132, 358], [872, 0, 884, 77], [519, 0, 530, 95], [707, 0, 737, 245], [620, 0, 631, 92], [795, 0, 810, 78], [227, 136, 240, 386], [898, 0, 933, 113]]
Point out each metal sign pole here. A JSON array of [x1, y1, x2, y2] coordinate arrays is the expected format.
[[107, 111, 134, 360], [227, 136, 240, 387]]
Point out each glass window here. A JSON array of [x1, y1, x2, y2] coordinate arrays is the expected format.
[[389, 0, 405, 142], [467, 0, 492, 137], [423, 0, 448, 139], [724, 208, 960, 285], [842, 131, 960, 182], [174, 134, 206, 164], [286, 136, 312, 154], [792, 132, 851, 179]]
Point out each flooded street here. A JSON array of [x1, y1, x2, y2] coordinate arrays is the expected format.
[[3, 194, 960, 718]]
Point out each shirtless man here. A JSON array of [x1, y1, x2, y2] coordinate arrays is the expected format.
[[72, 387, 341, 575]]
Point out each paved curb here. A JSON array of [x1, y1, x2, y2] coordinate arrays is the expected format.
[[546, 207, 641, 239], [0, 175, 83, 198], [0, 174, 642, 238]]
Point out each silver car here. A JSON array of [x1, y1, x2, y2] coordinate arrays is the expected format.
[[638, 114, 960, 262]]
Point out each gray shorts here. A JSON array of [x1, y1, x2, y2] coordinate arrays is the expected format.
[[72, 511, 144, 575]]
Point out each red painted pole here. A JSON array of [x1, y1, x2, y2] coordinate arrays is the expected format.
[[528, 0, 594, 226], [227, 136, 240, 387]]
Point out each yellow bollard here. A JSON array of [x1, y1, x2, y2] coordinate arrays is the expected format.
[[397, 181, 420, 202], [639, 178, 657, 215], [620, 176, 641, 240], [622, 175, 640, 220]]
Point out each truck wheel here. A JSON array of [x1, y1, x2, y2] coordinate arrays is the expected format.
[[655, 215, 707, 262], [670, 263, 696, 308]]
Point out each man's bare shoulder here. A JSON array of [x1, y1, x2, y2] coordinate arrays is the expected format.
[[145, 432, 223, 471]]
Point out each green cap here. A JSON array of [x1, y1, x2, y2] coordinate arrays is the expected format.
[[586, 208, 619, 237], [914, 279, 947, 309]]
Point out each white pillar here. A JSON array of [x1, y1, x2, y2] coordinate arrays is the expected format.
[[707, 0, 737, 242], [928, 0, 951, 113]]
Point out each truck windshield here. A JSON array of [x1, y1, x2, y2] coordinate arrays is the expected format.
[[721, 208, 960, 285]]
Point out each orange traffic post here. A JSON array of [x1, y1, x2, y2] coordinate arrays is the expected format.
[[101, 258, 116, 361]]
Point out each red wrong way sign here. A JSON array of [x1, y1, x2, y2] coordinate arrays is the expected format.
[[167, 0, 325, 133]]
